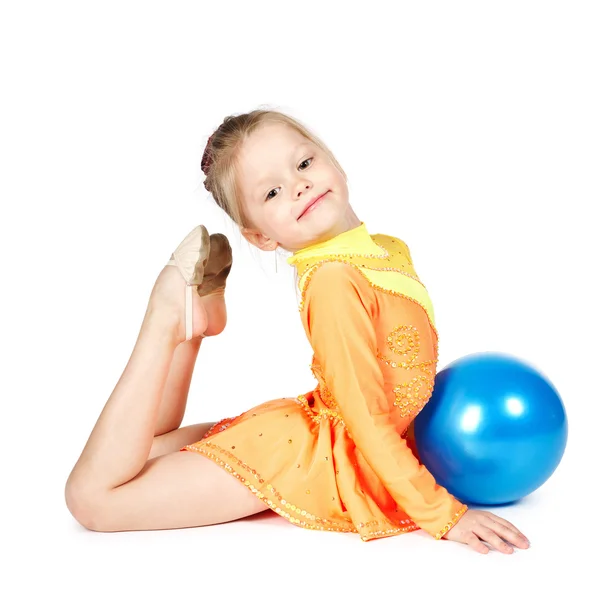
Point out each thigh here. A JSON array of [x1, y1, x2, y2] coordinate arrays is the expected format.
[[149, 421, 217, 459], [82, 450, 269, 532]]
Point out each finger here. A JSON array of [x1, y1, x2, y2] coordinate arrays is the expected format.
[[487, 516, 530, 548], [485, 512, 524, 534], [478, 511, 527, 540], [465, 532, 489, 555], [475, 525, 514, 554]]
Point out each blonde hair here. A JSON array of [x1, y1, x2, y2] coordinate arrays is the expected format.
[[201, 108, 347, 230]]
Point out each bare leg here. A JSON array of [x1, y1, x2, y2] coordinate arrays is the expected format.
[[150, 291, 227, 456], [149, 335, 217, 459], [65, 265, 268, 531], [149, 422, 216, 460], [154, 336, 202, 436], [66, 278, 187, 493], [70, 450, 269, 532]]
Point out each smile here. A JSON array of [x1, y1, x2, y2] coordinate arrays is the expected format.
[[298, 191, 329, 219]]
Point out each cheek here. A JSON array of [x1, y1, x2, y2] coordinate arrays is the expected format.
[[262, 205, 291, 235], [323, 164, 343, 187], [333, 168, 347, 187], [274, 210, 295, 231]]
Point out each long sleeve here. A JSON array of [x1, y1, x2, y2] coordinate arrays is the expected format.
[[302, 262, 467, 539]]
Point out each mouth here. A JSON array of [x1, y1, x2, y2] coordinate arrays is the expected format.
[[298, 191, 329, 220]]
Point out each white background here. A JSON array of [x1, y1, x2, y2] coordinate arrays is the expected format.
[[1, 1, 598, 598]]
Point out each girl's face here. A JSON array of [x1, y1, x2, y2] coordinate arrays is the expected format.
[[237, 122, 358, 253]]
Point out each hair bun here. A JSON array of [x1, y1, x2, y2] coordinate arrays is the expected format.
[[201, 132, 216, 176]]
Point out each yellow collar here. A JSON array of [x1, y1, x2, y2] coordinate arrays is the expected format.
[[286, 222, 387, 267]]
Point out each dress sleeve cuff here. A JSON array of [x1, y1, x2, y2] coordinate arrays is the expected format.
[[434, 504, 468, 540]]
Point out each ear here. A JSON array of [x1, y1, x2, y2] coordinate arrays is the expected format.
[[241, 227, 279, 252]]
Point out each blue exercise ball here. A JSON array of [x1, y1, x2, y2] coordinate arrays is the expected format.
[[413, 352, 568, 505]]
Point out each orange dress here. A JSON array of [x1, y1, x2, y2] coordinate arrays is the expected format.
[[182, 222, 467, 541]]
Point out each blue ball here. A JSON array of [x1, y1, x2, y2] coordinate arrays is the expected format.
[[413, 352, 568, 505]]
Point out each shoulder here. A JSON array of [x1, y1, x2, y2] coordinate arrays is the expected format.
[[372, 231, 409, 247], [372, 233, 414, 264], [303, 260, 373, 300], [308, 260, 364, 285]]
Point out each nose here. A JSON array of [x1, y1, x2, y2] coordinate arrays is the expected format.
[[296, 183, 311, 199]]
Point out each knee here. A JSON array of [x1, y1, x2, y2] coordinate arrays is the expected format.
[[64, 477, 108, 532]]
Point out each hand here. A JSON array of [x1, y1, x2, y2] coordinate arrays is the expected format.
[[442, 509, 530, 554]]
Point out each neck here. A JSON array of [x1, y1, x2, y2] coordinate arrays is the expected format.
[[287, 216, 386, 268], [341, 206, 362, 231], [283, 206, 362, 254], [321, 206, 362, 243]]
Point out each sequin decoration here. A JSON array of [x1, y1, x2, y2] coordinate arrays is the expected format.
[[199, 416, 240, 441], [310, 360, 341, 412], [393, 371, 435, 418], [389, 325, 419, 355], [374, 322, 438, 418], [434, 505, 469, 540], [378, 324, 421, 366], [295, 394, 346, 428]]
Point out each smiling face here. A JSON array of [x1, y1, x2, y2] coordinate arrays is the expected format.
[[236, 122, 360, 253]]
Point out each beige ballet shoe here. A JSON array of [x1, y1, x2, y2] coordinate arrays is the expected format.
[[166, 224, 210, 341]]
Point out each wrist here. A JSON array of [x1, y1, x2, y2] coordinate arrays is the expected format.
[[435, 504, 468, 540]]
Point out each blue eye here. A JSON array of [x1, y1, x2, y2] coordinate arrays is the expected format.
[[265, 157, 313, 200]]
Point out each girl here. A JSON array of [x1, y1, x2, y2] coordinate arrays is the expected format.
[[65, 109, 530, 555]]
